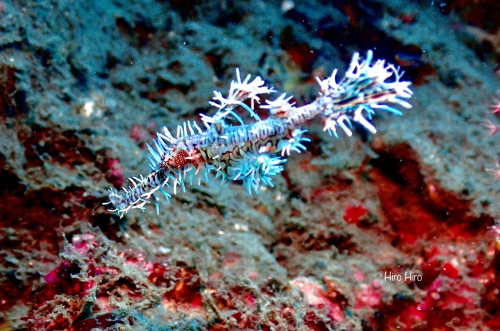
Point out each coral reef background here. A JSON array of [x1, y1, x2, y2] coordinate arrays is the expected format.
[[0, 0, 499, 330]]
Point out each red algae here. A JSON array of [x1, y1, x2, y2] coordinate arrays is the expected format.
[[371, 143, 494, 245]]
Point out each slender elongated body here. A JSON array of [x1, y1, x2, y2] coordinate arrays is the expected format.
[[106, 51, 412, 217]]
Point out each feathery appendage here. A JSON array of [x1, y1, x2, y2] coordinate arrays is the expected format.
[[105, 50, 412, 217]]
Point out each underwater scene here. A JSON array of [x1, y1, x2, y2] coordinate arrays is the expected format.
[[0, 0, 499, 330]]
